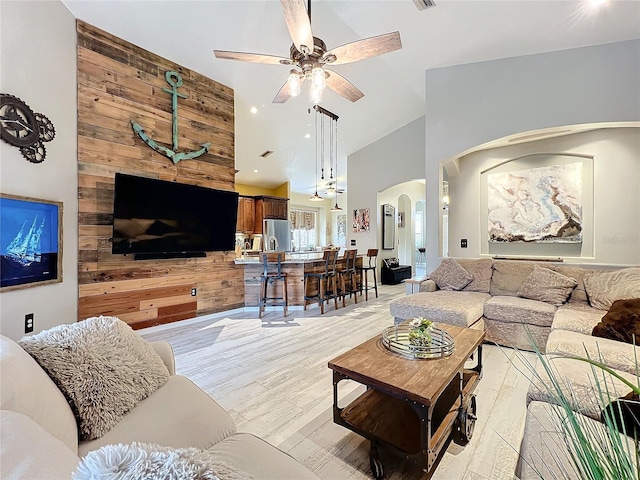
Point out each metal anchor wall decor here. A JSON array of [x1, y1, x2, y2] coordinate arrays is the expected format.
[[131, 71, 211, 164]]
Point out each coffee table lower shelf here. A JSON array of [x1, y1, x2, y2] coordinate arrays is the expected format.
[[332, 367, 481, 478]]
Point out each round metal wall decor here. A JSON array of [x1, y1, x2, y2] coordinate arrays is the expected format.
[[0, 94, 55, 163]]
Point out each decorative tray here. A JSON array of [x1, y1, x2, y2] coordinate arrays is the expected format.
[[382, 324, 454, 359]]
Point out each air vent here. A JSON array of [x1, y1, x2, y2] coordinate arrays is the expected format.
[[259, 150, 274, 158], [412, 0, 436, 11]]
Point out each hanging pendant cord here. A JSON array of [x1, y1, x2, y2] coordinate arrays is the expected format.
[[320, 113, 325, 180]]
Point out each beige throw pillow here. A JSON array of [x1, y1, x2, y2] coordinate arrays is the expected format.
[[517, 267, 577, 306], [429, 258, 473, 291], [458, 258, 493, 293], [19, 316, 170, 441], [584, 267, 640, 310]]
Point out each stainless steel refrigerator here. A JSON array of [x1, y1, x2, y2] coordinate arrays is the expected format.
[[263, 219, 291, 252]]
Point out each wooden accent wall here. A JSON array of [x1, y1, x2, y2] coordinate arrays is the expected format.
[[77, 21, 243, 329]]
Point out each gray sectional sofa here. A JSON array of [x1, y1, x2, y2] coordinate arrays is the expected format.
[[390, 257, 640, 479], [389, 257, 638, 353]]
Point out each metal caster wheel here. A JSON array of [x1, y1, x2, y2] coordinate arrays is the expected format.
[[369, 455, 384, 479], [453, 394, 477, 446]]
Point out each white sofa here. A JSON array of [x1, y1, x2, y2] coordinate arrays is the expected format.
[[0, 333, 318, 479]]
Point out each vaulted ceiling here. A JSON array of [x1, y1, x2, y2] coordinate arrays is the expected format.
[[62, 0, 640, 196]]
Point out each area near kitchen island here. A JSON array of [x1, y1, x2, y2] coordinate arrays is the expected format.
[[235, 252, 363, 308]]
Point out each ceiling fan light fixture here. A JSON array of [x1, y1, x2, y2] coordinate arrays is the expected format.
[[311, 66, 326, 90], [287, 70, 302, 97], [310, 85, 323, 105]]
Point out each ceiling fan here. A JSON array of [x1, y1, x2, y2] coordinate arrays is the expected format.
[[325, 181, 345, 195], [213, 0, 402, 104]]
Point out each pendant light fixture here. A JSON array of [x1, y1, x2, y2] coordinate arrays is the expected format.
[[309, 106, 323, 201], [329, 113, 342, 212], [311, 105, 340, 208]]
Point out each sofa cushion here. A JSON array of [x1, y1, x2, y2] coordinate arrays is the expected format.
[[526, 356, 637, 421], [552, 302, 606, 335], [458, 258, 493, 293], [517, 401, 637, 480], [19, 316, 170, 441], [0, 335, 78, 452], [583, 267, 640, 310], [517, 267, 577, 306], [0, 410, 79, 480], [78, 375, 237, 457], [484, 295, 557, 328], [490, 260, 540, 297], [207, 433, 319, 479], [553, 265, 599, 304], [592, 298, 640, 345], [428, 258, 473, 290], [390, 291, 489, 328], [545, 329, 640, 376]]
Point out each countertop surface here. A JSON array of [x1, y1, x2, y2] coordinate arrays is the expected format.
[[234, 251, 362, 265]]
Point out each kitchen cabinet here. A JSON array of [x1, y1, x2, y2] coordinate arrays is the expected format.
[[254, 196, 289, 233], [236, 196, 255, 233]]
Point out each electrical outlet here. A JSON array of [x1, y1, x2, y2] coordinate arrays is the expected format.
[[25, 313, 34, 333], [461, 239, 468, 248], [350, 239, 356, 246], [190, 288, 196, 296]]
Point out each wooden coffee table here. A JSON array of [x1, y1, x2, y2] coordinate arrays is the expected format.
[[328, 323, 484, 479]]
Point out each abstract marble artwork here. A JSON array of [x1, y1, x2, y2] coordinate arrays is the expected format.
[[488, 162, 583, 243]]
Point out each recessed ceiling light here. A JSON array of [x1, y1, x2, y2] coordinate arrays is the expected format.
[[588, 0, 608, 8], [250, 106, 258, 114], [253, 169, 259, 173], [304, 133, 311, 139]]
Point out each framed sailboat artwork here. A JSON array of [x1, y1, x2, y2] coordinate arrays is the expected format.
[[0, 194, 62, 291]]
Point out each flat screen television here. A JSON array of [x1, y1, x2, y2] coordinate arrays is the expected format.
[[111, 173, 238, 259]]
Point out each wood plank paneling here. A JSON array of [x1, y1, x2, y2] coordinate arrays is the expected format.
[[77, 20, 243, 329]]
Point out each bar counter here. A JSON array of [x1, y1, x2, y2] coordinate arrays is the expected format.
[[235, 252, 362, 308]]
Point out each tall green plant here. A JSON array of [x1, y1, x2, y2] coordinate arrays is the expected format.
[[513, 342, 639, 480]]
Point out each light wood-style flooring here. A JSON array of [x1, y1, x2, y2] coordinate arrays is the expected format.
[[140, 283, 537, 480]]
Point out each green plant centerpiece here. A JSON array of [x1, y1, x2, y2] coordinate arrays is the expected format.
[[408, 318, 435, 347]]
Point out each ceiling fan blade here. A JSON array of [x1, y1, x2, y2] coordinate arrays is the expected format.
[[326, 32, 402, 66], [325, 70, 364, 103], [280, 0, 314, 55], [214, 50, 291, 65], [273, 82, 293, 104]]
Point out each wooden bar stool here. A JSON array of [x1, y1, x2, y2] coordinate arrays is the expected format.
[[258, 252, 288, 318], [304, 249, 339, 314], [337, 249, 359, 307], [357, 248, 379, 301]]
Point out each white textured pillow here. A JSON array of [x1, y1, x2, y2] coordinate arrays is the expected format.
[[429, 258, 473, 291], [19, 316, 170, 441], [73, 442, 252, 480], [517, 267, 577, 307], [584, 267, 640, 310]]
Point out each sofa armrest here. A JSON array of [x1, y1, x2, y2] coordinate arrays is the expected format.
[[148, 341, 175, 375], [419, 279, 437, 292]]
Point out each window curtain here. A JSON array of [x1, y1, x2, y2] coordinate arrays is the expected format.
[[290, 209, 316, 230]]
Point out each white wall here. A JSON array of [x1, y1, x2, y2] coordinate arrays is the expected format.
[[448, 128, 639, 265], [347, 116, 425, 256], [0, 1, 78, 339], [425, 40, 640, 271]]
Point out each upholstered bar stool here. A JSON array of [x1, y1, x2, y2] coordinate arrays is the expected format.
[[337, 249, 359, 307], [258, 252, 288, 318], [304, 249, 338, 314], [357, 248, 379, 301]]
